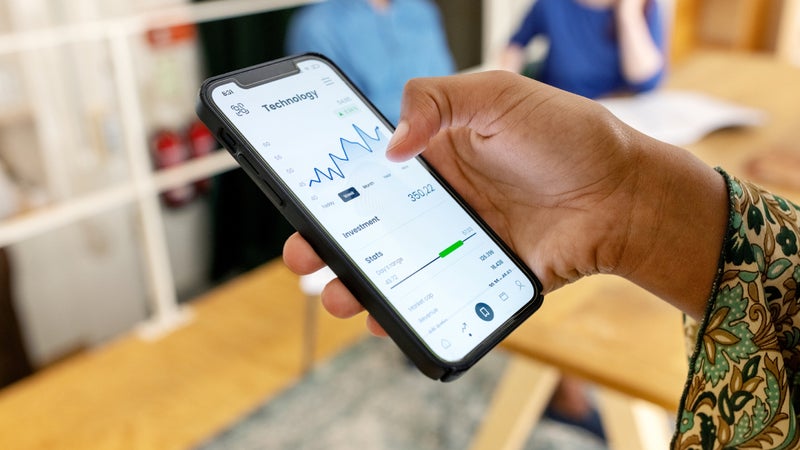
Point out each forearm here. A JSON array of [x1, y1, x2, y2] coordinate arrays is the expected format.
[[616, 133, 729, 320], [615, 5, 664, 85]]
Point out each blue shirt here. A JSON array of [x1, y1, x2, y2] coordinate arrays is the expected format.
[[286, 0, 455, 124], [510, 0, 665, 99]]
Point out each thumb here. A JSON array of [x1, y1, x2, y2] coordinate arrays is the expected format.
[[385, 71, 526, 162]]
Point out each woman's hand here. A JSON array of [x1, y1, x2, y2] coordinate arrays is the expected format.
[[284, 71, 728, 333]]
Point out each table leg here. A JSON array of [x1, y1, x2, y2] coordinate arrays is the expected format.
[[469, 355, 560, 450], [301, 294, 318, 373], [596, 389, 674, 450]]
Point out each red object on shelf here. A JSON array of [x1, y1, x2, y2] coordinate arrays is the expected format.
[[152, 129, 194, 207], [187, 120, 215, 194], [146, 23, 196, 48]]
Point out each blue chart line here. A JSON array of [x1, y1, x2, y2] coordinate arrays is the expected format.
[[308, 124, 387, 187]]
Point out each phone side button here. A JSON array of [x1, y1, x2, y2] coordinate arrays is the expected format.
[[259, 180, 285, 207], [218, 129, 239, 151], [235, 153, 260, 175], [235, 154, 285, 207]]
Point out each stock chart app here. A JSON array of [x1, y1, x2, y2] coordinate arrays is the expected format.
[[210, 57, 536, 362]]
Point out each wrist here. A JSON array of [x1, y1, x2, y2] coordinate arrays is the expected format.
[[612, 133, 729, 319]]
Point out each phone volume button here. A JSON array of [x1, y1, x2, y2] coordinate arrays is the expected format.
[[218, 129, 239, 150], [235, 153, 284, 207], [235, 153, 260, 175]]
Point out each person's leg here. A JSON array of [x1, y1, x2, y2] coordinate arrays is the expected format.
[[545, 375, 605, 440]]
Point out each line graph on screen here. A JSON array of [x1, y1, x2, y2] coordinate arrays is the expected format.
[[308, 124, 388, 187]]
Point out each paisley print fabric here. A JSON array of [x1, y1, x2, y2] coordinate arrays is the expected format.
[[673, 170, 800, 449]]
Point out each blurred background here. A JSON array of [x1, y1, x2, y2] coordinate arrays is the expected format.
[[0, 0, 798, 449]]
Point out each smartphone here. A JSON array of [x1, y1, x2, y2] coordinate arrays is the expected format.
[[197, 53, 543, 381]]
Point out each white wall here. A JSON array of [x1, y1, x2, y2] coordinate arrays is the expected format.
[[10, 211, 149, 364]]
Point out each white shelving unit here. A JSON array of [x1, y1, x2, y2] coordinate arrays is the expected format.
[[0, 0, 316, 345]]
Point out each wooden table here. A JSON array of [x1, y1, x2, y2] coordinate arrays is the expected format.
[[471, 51, 800, 450], [671, 51, 800, 198]]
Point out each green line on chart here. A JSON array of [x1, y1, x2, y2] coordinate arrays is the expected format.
[[438, 240, 464, 259]]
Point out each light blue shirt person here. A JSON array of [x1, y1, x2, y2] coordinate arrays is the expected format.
[[286, 0, 455, 125]]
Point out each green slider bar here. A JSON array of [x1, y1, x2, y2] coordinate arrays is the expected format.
[[438, 240, 464, 259]]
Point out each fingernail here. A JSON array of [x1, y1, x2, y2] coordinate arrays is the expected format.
[[387, 120, 408, 154]]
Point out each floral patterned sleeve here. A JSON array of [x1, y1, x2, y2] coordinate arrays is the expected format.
[[673, 169, 800, 449]]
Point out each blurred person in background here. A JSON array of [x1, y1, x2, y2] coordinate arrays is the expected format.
[[285, 0, 455, 125], [500, 0, 666, 99]]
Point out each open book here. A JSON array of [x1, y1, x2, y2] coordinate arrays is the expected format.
[[598, 90, 766, 146]]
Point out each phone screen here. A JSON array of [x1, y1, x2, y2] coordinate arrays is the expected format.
[[206, 55, 538, 363]]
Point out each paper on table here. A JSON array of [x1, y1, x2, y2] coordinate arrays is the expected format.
[[598, 90, 767, 146]]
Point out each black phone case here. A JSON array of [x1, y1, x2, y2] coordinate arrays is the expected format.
[[196, 53, 544, 381]]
